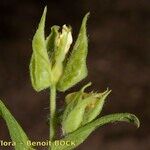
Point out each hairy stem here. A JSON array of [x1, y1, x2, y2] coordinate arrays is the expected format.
[[50, 85, 56, 142]]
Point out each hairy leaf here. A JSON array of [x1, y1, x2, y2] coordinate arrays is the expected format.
[[52, 113, 140, 150], [0, 100, 34, 150]]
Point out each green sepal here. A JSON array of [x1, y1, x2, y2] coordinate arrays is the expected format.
[[81, 89, 111, 126], [65, 82, 92, 104], [46, 25, 60, 61], [62, 83, 91, 134], [52, 113, 140, 150], [30, 7, 52, 92], [57, 13, 90, 91], [0, 100, 34, 150]]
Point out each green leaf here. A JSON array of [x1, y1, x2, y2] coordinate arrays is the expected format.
[[0, 100, 34, 150], [52, 113, 140, 150], [57, 13, 90, 91], [30, 7, 52, 91]]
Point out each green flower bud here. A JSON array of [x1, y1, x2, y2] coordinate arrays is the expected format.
[[51, 25, 72, 84], [62, 83, 111, 135]]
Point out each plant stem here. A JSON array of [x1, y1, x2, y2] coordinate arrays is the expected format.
[[50, 85, 56, 142]]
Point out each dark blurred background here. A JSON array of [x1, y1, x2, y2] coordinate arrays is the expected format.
[[0, 0, 150, 150]]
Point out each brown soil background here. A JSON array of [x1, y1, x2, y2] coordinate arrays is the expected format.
[[0, 0, 149, 150]]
